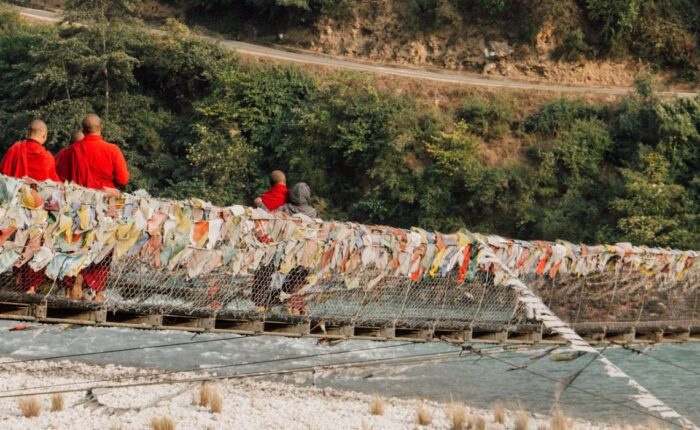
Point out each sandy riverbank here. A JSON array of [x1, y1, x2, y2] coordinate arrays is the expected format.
[[0, 358, 643, 429]]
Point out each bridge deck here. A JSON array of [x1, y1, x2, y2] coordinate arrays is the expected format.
[[0, 291, 696, 345]]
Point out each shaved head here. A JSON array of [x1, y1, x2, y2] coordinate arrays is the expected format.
[[82, 114, 103, 135], [270, 170, 286, 185], [71, 130, 85, 143], [26, 119, 48, 145]]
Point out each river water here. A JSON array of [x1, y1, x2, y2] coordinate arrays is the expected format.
[[0, 320, 697, 426]]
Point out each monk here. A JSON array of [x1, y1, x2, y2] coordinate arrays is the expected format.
[[56, 115, 129, 189], [0, 120, 58, 182], [57, 114, 130, 301], [254, 170, 288, 211], [55, 130, 84, 168], [0, 120, 58, 294]]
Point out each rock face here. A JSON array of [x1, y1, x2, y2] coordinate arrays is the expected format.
[[314, 3, 492, 73], [485, 40, 513, 60], [306, 1, 642, 85]]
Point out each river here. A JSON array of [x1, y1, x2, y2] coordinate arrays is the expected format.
[[0, 320, 696, 426]]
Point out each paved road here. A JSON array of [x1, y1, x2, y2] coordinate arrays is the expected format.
[[14, 5, 699, 98]]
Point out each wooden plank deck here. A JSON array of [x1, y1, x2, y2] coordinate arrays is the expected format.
[[0, 291, 696, 345]]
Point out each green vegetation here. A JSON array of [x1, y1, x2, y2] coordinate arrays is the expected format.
[[180, 0, 698, 77], [181, 0, 352, 26], [0, 5, 699, 248]]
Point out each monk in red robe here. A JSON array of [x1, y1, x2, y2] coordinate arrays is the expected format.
[[254, 170, 288, 211], [57, 114, 130, 301], [0, 120, 58, 182], [57, 115, 129, 189], [0, 120, 58, 294], [55, 130, 84, 169]]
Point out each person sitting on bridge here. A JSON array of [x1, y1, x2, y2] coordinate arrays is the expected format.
[[254, 170, 288, 211], [56, 114, 130, 302], [0, 119, 59, 294], [275, 182, 317, 218], [276, 182, 318, 315]]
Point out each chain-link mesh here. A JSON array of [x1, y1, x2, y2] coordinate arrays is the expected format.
[[0, 245, 530, 333], [525, 270, 700, 325], [1, 238, 697, 335]]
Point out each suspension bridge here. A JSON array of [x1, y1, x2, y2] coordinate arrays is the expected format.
[[0, 175, 696, 345], [0, 175, 698, 428]]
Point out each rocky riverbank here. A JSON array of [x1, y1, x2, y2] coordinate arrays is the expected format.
[[0, 358, 643, 429]]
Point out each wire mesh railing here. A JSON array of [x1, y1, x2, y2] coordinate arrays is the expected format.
[[0, 175, 697, 337]]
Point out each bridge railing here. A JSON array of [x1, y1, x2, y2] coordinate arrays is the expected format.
[[0, 175, 697, 342]]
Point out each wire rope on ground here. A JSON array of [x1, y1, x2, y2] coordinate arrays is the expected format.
[[0, 337, 679, 428], [0, 348, 476, 399], [0, 340, 421, 394], [0, 343, 534, 397], [619, 343, 700, 377], [0, 334, 252, 365], [471, 347, 687, 429], [0, 343, 683, 428]]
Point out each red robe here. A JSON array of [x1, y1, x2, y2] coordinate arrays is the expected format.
[[0, 139, 59, 182], [56, 134, 129, 189], [0, 139, 59, 291], [260, 183, 288, 211], [56, 134, 130, 294], [54, 147, 67, 171]]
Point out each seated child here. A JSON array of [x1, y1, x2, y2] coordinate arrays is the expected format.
[[254, 170, 288, 211]]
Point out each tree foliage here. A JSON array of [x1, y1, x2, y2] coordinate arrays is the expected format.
[[1, 6, 700, 248]]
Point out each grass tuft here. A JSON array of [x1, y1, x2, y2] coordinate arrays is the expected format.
[[416, 404, 433, 426], [471, 415, 486, 430], [647, 417, 668, 430], [209, 388, 223, 414], [50, 393, 65, 412], [493, 401, 505, 424], [447, 404, 467, 430], [198, 384, 213, 407], [196, 383, 223, 413], [369, 396, 385, 416], [551, 407, 570, 430], [514, 410, 529, 430], [150, 416, 176, 430], [17, 397, 41, 418]]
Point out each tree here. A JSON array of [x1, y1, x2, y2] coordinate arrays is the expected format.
[[63, 0, 139, 120], [586, 0, 641, 54], [612, 149, 697, 247]]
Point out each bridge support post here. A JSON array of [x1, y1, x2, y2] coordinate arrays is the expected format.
[[605, 326, 635, 343], [0, 302, 34, 320], [507, 325, 542, 344]]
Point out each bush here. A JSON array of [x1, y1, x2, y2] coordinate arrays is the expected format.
[[553, 118, 611, 179], [455, 95, 513, 140], [586, 0, 699, 71], [406, 0, 460, 30], [187, 0, 349, 25], [525, 98, 603, 136], [586, 0, 641, 54], [554, 28, 590, 62], [632, 2, 698, 70]]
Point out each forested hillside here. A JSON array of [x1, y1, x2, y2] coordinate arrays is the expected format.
[[179, 0, 700, 85], [0, 4, 699, 249], [13, 0, 700, 85]]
